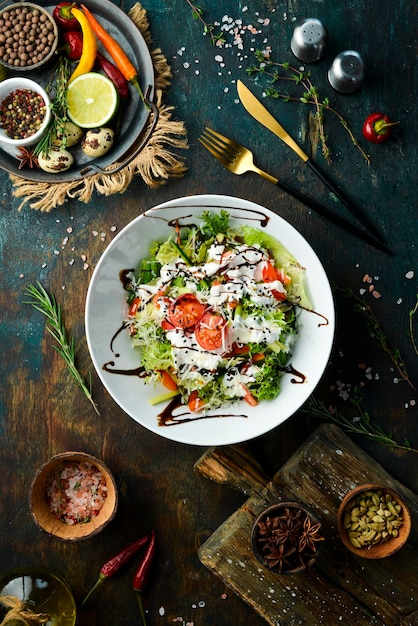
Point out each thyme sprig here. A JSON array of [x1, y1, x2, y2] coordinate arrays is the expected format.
[[303, 396, 417, 454], [336, 286, 416, 391], [184, 0, 225, 45], [34, 56, 71, 157], [247, 53, 370, 165], [25, 283, 99, 415]]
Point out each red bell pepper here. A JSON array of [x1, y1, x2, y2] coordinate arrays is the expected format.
[[60, 30, 83, 60], [53, 2, 80, 30]]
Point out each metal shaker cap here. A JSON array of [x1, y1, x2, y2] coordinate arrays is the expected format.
[[328, 50, 365, 93], [290, 18, 327, 62]]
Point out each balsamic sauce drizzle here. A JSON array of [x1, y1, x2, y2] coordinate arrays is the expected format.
[[101, 203, 330, 426]]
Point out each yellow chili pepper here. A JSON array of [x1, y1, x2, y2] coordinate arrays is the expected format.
[[68, 7, 97, 84]]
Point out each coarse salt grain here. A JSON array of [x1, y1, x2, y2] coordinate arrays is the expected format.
[[46, 461, 107, 525], [405, 270, 414, 279]]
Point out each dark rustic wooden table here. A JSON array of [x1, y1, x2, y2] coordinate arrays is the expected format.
[[0, 1, 417, 625]]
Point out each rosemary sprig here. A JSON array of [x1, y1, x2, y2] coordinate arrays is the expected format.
[[247, 54, 370, 165], [34, 56, 71, 157], [25, 283, 99, 415], [336, 286, 416, 391], [184, 0, 225, 45], [303, 397, 417, 453]]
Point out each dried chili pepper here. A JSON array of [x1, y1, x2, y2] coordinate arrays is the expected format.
[[68, 7, 97, 84], [96, 52, 129, 99], [133, 530, 157, 626], [81, 533, 149, 606], [80, 4, 146, 103]]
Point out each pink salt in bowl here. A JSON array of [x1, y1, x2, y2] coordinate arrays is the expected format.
[[29, 451, 118, 541]]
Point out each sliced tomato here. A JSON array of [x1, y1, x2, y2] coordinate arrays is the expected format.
[[188, 390, 205, 412], [240, 383, 258, 406], [166, 294, 205, 329], [161, 319, 176, 331], [231, 342, 250, 355], [195, 311, 226, 351], [128, 297, 141, 316], [158, 370, 178, 391], [262, 261, 291, 285], [153, 290, 168, 308]]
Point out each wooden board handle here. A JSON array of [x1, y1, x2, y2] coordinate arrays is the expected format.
[[194, 444, 268, 497]]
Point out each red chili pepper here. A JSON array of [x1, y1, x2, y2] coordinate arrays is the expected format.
[[96, 52, 130, 100], [133, 530, 157, 626], [53, 2, 80, 30], [59, 30, 83, 61], [81, 533, 149, 606], [362, 112, 399, 144]]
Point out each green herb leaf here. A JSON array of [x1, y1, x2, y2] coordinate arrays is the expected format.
[[25, 282, 100, 415]]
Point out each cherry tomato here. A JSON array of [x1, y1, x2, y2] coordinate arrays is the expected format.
[[195, 311, 226, 351], [166, 294, 205, 329], [158, 370, 178, 391], [188, 390, 205, 412], [262, 261, 289, 301], [362, 112, 399, 144], [262, 261, 291, 285]]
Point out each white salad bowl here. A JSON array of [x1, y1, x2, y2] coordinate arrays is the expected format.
[[85, 194, 335, 446]]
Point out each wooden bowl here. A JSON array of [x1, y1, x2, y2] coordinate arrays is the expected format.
[[251, 501, 324, 574], [0, 3, 59, 71], [337, 483, 411, 559], [29, 452, 118, 541]]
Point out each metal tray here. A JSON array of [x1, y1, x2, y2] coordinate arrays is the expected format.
[[0, 0, 156, 182]]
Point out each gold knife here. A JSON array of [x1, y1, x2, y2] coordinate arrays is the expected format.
[[236, 79, 386, 246]]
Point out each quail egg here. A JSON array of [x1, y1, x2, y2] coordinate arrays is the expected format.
[[37, 147, 74, 173], [81, 128, 115, 158], [52, 121, 83, 148]]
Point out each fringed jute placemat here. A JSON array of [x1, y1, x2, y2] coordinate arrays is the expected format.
[[10, 3, 188, 212]]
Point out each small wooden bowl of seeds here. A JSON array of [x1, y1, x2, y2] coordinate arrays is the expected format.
[[337, 483, 411, 559], [0, 2, 58, 71], [29, 451, 118, 541]]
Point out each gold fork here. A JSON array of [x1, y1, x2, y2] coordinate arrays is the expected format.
[[199, 127, 391, 254]]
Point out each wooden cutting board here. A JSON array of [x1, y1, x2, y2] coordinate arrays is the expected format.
[[195, 424, 418, 626]]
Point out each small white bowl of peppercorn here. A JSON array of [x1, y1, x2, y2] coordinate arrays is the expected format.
[[0, 76, 51, 151], [0, 2, 59, 71]]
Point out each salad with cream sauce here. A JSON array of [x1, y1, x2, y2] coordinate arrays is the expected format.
[[124, 210, 311, 413]]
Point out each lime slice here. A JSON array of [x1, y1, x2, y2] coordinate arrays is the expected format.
[[66, 72, 118, 129]]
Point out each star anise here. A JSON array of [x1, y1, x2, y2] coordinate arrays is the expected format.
[[298, 515, 325, 553], [17, 146, 39, 170], [254, 505, 325, 572]]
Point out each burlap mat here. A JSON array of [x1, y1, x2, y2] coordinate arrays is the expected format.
[[10, 3, 188, 212]]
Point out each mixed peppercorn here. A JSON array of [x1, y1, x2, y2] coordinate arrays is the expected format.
[[0, 88, 46, 139]]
